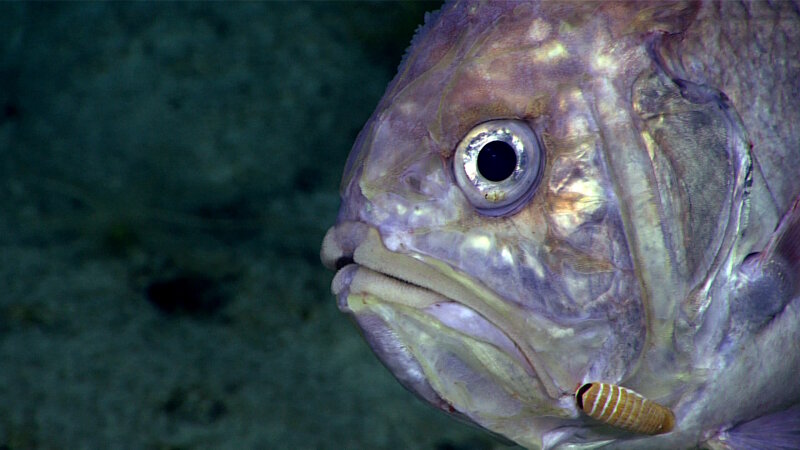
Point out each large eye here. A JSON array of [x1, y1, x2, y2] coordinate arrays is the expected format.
[[453, 120, 544, 216]]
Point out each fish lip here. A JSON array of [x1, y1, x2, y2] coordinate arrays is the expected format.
[[322, 221, 562, 400]]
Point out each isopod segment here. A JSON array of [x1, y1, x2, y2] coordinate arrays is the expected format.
[[576, 382, 675, 435]]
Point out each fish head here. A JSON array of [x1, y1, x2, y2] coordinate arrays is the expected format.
[[322, 1, 754, 447]]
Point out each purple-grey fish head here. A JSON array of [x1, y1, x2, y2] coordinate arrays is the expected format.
[[322, 1, 798, 448]]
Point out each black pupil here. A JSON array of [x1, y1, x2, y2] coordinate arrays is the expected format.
[[477, 140, 517, 182]]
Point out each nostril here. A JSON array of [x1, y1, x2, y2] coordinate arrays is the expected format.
[[334, 256, 355, 270]]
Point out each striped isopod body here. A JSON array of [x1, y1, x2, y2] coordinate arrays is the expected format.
[[576, 382, 675, 435]]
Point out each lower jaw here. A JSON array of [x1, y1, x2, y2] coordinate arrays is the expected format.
[[337, 261, 569, 408]]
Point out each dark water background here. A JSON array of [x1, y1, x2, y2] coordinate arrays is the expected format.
[[0, 2, 507, 449]]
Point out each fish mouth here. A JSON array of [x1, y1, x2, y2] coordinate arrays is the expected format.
[[321, 221, 564, 406]]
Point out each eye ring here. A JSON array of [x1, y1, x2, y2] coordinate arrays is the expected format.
[[453, 120, 544, 216]]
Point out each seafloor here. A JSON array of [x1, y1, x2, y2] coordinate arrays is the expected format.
[[0, 2, 511, 449]]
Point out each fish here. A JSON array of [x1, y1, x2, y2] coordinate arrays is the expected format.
[[320, 1, 800, 449]]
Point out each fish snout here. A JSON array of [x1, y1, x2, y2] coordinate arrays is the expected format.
[[320, 221, 370, 271]]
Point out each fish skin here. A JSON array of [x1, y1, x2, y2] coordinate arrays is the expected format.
[[322, 1, 800, 449]]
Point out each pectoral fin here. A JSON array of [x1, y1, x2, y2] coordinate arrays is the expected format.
[[712, 404, 800, 450], [730, 195, 800, 331]]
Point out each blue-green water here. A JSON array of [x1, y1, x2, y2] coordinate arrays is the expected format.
[[0, 2, 504, 449]]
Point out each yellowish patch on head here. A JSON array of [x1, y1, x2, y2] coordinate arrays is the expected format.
[[532, 41, 567, 63], [466, 234, 492, 253], [591, 53, 614, 73], [640, 130, 658, 160], [526, 18, 551, 43]]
